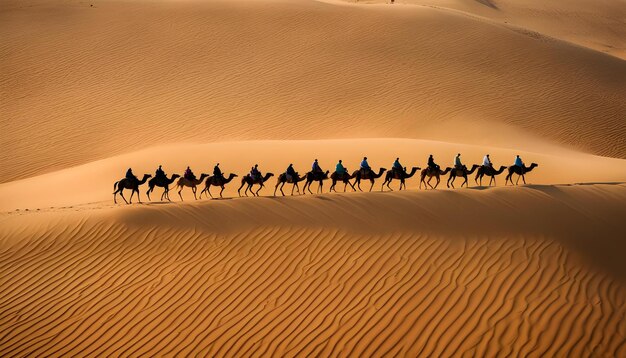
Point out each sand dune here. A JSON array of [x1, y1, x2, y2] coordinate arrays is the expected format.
[[1, 184, 625, 356], [1, 138, 625, 212], [2, 0, 625, 355], [1, 0, 625, 183], [340, 0, 626, 59]]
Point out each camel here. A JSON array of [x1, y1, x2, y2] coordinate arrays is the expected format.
[[176, 173, 209, 201], [274, 172, 307, 196], [475, 165, 507, 186], [302, 170, 330, 194], [505, 163, 538, 185], [146, 174, 180, 201], [238, 173, 274, 197], [381, 167, 420, 191], [419, 167, 451, 189], [113, 174, 151, 204], [329, 170, 357, 193], [200, 173, 238, 199], [447, 164, 480, 188], [352, 168, 386, 192]]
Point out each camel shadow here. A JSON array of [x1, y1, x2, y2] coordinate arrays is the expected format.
[[466, 186, 492, 191]]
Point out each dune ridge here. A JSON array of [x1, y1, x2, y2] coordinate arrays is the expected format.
[[1, 0, 625, 183], [1, 184, 625, 356]]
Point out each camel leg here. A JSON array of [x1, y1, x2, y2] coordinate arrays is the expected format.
[[120, 190, 129, 204], [318, 181, 323, 194], [135, 189, 142, 203], [448, 176, 455, 189], [192, 186, 198, 200], [427, 176, 434, 190], [356, 180, 363, 192], [117, 188, 129, 204], [208, 186, 214, 199], [178, 187, 184, 201], [306, 181, 313, 195], [129, 189, 134, 204], [385, 179, 392, 191], [462, 175, 468, 188], [280, 182, 286, 196], [519, 174, 526, 185], [219, 186, 224, 198], [369, 179, 374, 192], [146, 186, 152, 201], [256, 184, 263, 196]]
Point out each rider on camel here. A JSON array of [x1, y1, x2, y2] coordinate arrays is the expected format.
[[514, 155, 524, 168], [286, 164, 297, 181], [184, 166, 196, 181], [427, 155, 440, 172], [312, 159, 323, 174], [392, 157, 403, 175], [250, 164, 261, 180], [213, 163, 223, 181], [483, 154, 492, 168], [335, 160, 346, 177], [360, 156, 371, 175], [454, 153, 465, 171], [126, 168, 137, 182], [155, 165, 166, 179]]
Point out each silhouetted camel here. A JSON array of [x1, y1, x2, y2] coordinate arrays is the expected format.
[[447, 164, 480, 188], [475, 165, 506, 186], [505, 163, 538, 185], [381, 167, 420, 191], [113, 174, 151, 204], [176, 173, 209, 201], [200, 173, 238, 199], [302, 170, 330, 194], [329, 170, 356, 192], [238, 173, 274, 197], [146, 174, 180, 201], [352, 168, 386, 192], [419, 167, 451, 189], [274, 172, 307, 196]]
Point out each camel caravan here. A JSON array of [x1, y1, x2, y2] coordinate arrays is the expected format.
[[113, 154, 538, 204]]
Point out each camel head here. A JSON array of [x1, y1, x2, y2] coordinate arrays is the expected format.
[[263, 173, 275, 182], [142, 174, 152, 180], [171, 174, 181, 179], [228, 173, 238, 179]]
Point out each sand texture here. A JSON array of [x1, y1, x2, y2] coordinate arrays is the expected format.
[[1, 0, 625, 356]]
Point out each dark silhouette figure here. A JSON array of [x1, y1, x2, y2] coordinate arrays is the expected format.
[[238, 173, 275, 197], [146, 174, 180, 201], [381, 166, 420, 191], [113, 174, 152, 204], [201, 173, 238, 199], [505, 163, 539, 185]]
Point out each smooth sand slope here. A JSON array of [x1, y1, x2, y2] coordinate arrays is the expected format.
[[1, 0, 625, 183], [339, 0, 626, 59], [1, 184, 626, 356]]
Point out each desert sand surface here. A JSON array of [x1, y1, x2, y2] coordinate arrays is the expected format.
[[1, 0, 626, 356]]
